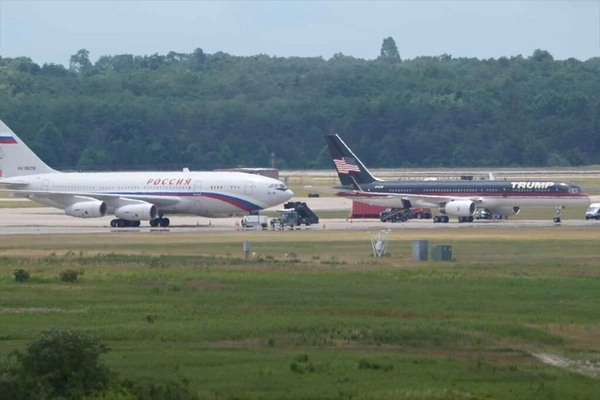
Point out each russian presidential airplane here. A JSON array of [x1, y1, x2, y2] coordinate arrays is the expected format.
[[325, 134, 590, 223], [0, 120, 293, 227]]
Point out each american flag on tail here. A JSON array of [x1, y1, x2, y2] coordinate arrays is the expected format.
[[333, 157, 361, 174]]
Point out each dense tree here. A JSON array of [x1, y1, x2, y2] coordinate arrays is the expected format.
[[379, 37, 401, 61], [0, 46, 599, 170]]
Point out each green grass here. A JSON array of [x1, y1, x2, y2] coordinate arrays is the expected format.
[[0, 229, 599, 398]]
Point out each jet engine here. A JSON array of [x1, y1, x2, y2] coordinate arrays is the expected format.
[[65, 201, 108, 218], [439, 200, 475, 217], [115, 203, 158, 221], [491, 206, 521, 216]]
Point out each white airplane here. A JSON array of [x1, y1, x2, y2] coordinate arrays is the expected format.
[[0, 119, 294, 227]]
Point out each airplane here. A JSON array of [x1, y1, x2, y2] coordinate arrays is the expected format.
[[0, 119, 294, 227], [325, 134, 590, 223]]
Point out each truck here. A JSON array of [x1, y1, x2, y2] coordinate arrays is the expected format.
[[270, 202, 319, 230], [241, 214, 268, 229], [379, 207, 432, 222]]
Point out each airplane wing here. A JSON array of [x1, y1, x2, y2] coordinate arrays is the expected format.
[[0, 189, 182, 208], [337, 189, 483, 207]]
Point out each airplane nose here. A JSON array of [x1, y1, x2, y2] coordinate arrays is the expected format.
[[284, 188, 294, 200]]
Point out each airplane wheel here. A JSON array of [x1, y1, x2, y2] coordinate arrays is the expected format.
[[110, 219, 118, 228], [131, 221, 141, 228], [443, 216, 449, 223], [433, 216, 439, 223], [117, 219, 126, 228], [468, 216, 474, 222], [161, 218, 170, 227], [553, 217, 561, 223], [150, 219, 158, 227]]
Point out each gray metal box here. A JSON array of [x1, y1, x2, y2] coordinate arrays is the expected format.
[[431, 245, 452, 261], [412, 240, 429, 261]]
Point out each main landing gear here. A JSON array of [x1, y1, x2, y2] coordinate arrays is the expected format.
[[433, 216, 475, 223], [149, 217, 170, 227], [553, 206, 562, 224], [110, 219, 141, 228]]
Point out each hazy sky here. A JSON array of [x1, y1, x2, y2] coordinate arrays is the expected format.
[[1, 1, 598, 65]]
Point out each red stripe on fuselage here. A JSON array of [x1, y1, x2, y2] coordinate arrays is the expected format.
[[336, 191, 589, 199]]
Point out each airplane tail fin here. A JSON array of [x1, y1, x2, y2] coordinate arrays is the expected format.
[[325, 134, 378, 186], [0, 120, 56, 178]]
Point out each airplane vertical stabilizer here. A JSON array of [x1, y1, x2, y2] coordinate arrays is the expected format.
[[325, 134, 378, 186], [0, 120, 57, 178]]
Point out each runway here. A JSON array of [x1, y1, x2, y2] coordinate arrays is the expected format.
[[0, 206, 598, 236]]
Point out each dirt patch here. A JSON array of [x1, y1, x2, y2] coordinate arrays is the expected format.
[[554, 268, 600, 277], [534, 353, 600, 378]]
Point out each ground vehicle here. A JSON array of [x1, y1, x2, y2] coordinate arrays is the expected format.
[[379, 207, 432, 222], [585, 203, 600, 220], [241, 215, 268, 229], [270, 202, 319, 229], [474, 208, 492, 220], [270, 210, 301, 230]]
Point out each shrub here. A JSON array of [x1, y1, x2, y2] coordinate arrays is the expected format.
[[17, 329, 112, 398], [167, 283, 181, 292], [146, 314, 157, 323], [59, 269, 79, 282], [358, 359, 394, 372], [13, 269, 30, 283]]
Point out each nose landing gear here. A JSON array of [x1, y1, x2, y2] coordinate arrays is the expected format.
[[553, 206, 563, 224]]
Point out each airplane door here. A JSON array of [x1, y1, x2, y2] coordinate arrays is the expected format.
[[244, 181, 254, 195], [192, 182, 206, 214], [193, 181, 202, 196], [41, 180, 49, 191]]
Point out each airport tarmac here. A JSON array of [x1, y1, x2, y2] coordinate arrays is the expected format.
[[0, 205, 598, 236]]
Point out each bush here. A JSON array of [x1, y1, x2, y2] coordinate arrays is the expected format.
[[59, 269, 79, 282], [358, 359, 394, 372], [17, 329, 112, 398], [0, 330, 199, 400], [167, 282, 181, 292], [146, 314, 158, 323], [13, 269, 30, 283]]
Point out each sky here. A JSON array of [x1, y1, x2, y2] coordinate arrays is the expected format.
[[0, 1, 599, 65]]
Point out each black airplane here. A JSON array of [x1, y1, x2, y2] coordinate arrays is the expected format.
[[325, 134, 590, 223]]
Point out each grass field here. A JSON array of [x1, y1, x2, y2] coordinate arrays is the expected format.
[[1, 229, 600, 399]]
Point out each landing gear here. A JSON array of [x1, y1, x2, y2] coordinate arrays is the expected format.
[[150, 217, 170, 227], [433, 216, 449, 223], [458, 216, 474, 223], [110, 219, 141, 228], [553, 206, 563, 224]]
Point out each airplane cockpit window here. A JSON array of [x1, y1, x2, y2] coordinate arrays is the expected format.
[[274, 183, 288, 191]]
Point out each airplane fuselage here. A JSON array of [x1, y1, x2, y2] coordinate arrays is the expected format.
[[335, 179, 589, 209], [14, 171, 292, 218]]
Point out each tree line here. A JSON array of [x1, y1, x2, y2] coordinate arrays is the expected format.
[[1, 38, 599, 171]]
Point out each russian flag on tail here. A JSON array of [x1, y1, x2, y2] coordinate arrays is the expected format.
[[0, 136, 17, 144]]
